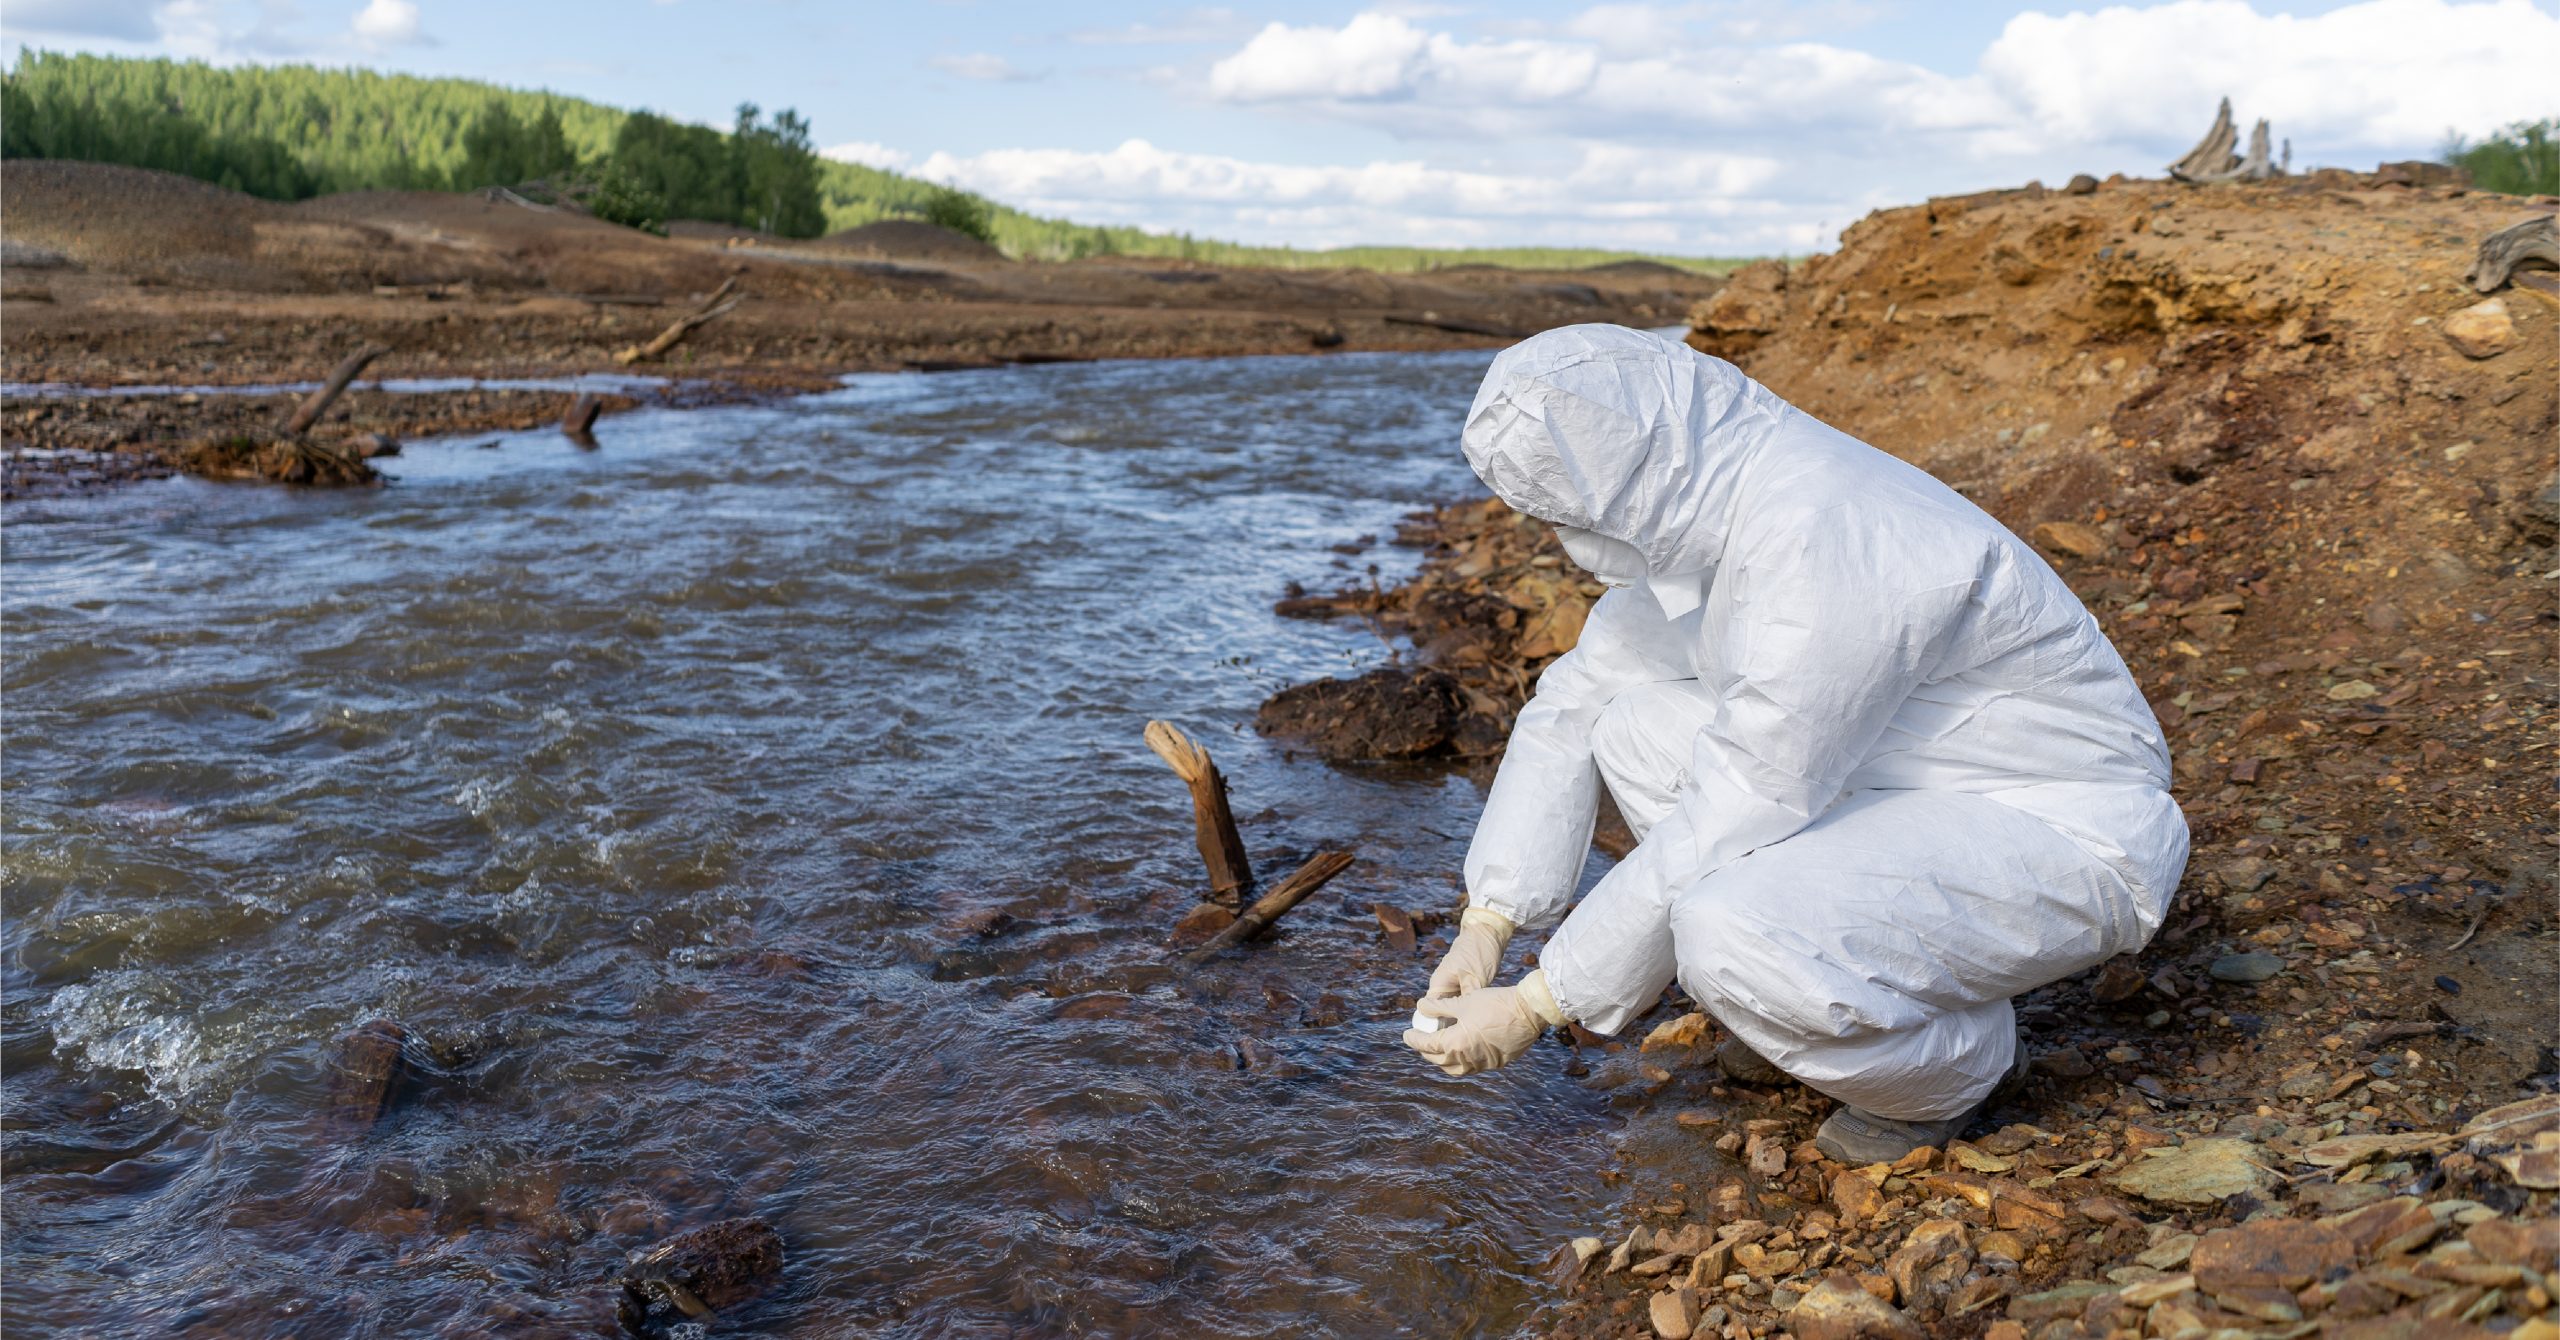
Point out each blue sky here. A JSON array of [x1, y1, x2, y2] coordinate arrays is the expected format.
[[7, 1, 2556, 254]]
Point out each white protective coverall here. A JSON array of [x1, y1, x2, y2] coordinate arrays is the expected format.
[[1461, 325, 2187, 1122]]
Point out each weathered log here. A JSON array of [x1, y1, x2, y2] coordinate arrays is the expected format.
[[2166, 100, 2282, 184], [280, 344, 388, 435], [614, 277, 742, 365], [563, 392, 604, 445], [1180, 849, 1354, 963], [2167, 99, 2240, 182], [1143, 720, 1254, 904], [2469, 215, 2560, 293]]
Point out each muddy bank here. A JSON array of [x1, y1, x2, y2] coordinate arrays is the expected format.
[[1, 160, 1722, 497], [1263, 171, 2556, 1338]]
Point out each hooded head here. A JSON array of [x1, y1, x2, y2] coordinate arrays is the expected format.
[[1462, 324, 1789, 617]]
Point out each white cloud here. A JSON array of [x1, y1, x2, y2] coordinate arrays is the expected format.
[[928, 51, 1043, 82], [1201, 0, 2560, 165], [903, 136, 1807, 252], [350, 0, 427, 48], [822, 140, 914, 171]]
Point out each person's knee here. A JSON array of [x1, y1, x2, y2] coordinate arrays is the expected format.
[[1669, 877, 1923, 1047]]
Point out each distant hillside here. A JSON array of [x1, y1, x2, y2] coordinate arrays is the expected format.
[[0, 51, 1740, 274]]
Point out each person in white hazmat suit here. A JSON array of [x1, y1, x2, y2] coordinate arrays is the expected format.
[[1403, 325, 2187, 1163]]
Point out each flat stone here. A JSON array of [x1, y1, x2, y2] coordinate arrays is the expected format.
[[2218, 856, 2276, 891], [2030, 520, 2110, 560], [2106, 1138, 2274, 1205], [1650, 1286, 1700, 1339], [2136, 1232, 2199, 1270], [1785, 1273, 1925, 1340], [1642, 1011, 1709, 1052], [2441, 297, 2516, 359], [2191, 1219, 2355, 1294], [2006, 1281, 2117, 1324], [1882, 1219, 1972, 1308], [2466, 1217, 2560, 1271], [2210, 952, 2285, 983], [2116, 1272, 2195, 1306]]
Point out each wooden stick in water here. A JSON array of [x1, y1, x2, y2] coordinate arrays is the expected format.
[[281, 344, 388, 435], [562, 392, 604, 444], [615, 276, 742, 365], [1144, 720, 1254, 904], [1180, 850, 1353, 964]]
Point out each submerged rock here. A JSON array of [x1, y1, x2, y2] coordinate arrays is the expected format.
[[325, 1018, 410, 1141], [614, 1217, 784, 1336], [1254, 666, 1463, 760]]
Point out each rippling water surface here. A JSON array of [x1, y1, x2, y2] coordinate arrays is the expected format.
[[3, 351, 1625, 1337]]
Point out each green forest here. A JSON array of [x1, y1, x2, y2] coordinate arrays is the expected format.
[[0, 50, 1743, 271]]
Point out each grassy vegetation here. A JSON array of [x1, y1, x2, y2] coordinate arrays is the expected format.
[[2443, 119, 2560, 196], [1, 49, 1743, 272]]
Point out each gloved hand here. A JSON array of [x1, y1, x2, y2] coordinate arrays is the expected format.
[[1404, 969, 1566, 1076], [1425, 907, 1516, 1001]]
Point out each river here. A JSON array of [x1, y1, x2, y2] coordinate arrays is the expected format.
[[2, 350, 1629, 1337]]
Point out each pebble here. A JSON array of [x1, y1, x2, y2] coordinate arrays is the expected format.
[[2435, 974, 2463, 995], [2210, 951, 2285, 983]]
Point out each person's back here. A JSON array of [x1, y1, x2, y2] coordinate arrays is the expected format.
[[1405, 325, 2188, 1162]]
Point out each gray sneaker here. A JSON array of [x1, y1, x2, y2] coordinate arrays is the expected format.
[[1715, 1036, 1788, 1086], [1814, 1030, 2030, 1164]]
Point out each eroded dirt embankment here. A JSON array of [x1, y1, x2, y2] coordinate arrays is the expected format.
[[1265, 172, 2559, 1339], [0, 160, 1721, 498]]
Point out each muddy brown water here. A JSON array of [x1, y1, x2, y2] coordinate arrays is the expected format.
[[2, 351, 1634, 1338]]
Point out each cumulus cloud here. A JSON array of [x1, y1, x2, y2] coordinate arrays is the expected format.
[[928, 51, 1043, 82], [904, 137, 1813, 252], [1203, 0, 2559, 165], [350, 0, 428, 48]]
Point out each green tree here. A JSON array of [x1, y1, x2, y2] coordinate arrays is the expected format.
[[455, 100, 576, 189], [728, 102, 823, 237], [2444, 120, 2560, 196], [921, 184, 995, 242]]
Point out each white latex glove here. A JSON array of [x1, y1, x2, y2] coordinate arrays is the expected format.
[[1403, 969, 1566, 1077], [1424, 907, 1516, 1002]]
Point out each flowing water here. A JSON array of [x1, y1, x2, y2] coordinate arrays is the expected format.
[[1, 351, 1631, 1338]]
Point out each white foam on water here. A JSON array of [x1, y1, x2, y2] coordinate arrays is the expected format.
[[40, 971, 224, 1103]]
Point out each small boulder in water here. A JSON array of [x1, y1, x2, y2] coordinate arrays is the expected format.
[[1255, 667, 1462, 760], [614, 1217, 784, 1335], [325, 1018, 410, 1141]]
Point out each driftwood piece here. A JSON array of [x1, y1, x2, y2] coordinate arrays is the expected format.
[[2167, 99, 2282, 184], [615, 277, 742, 365], [281, 344, 388, 435], [1144, 720, 1254, 904], [2469, 215, 2560, 293], [1180, 850, 1354, 963], [562, 392, 604, 445]]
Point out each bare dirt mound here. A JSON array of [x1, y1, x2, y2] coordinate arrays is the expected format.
[[1272, 172, 2558, 1340], [1, 160, 284, 287], [0, 162, 731, 296], [813, 219, 1004, 263], [287, 190, 730, 295]]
